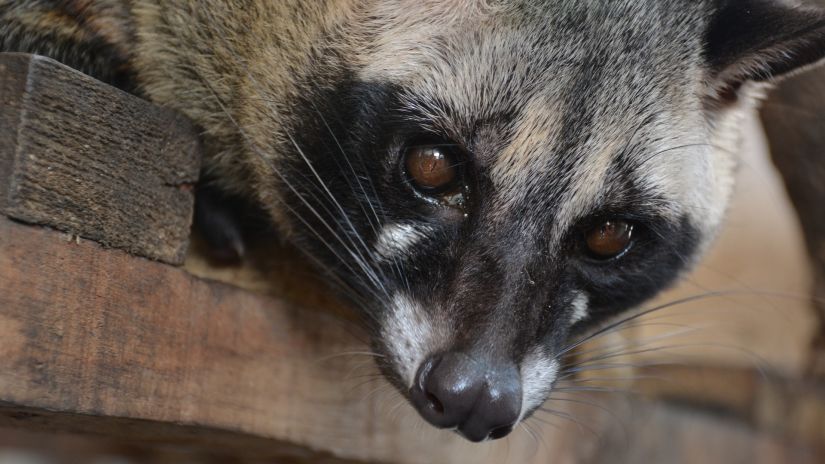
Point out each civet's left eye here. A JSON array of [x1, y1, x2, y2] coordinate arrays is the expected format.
[[404, 145, 460, 195], [585, 220, 634, 259]]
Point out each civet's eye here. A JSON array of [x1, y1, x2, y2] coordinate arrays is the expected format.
[[405, 145, 459, 195], [585, 220, 634, 259]]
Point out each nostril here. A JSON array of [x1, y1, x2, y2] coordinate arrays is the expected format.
[[414, 355, 438, 391], [410, 352, 482, 429], [488, 425, 514, 440], [410, 354, 452, 426], [425, 392, 445, 414]]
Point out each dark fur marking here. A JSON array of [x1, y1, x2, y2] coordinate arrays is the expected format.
[[0, 2, 137, 91], [706, 0, 825, 82]]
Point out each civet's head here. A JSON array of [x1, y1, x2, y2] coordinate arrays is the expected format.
[[263, 0, 825, 441]]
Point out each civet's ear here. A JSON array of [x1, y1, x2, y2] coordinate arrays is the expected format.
[[705, 0, 825, 98]]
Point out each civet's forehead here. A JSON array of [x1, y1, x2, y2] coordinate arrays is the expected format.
[[357, 0, 727, 241]]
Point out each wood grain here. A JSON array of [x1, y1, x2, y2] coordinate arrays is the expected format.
[[0, 53, 200, 265]]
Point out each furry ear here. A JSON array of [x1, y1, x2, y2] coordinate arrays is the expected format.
[[706, 0, 825, 93]]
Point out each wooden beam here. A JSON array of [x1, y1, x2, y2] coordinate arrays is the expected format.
[[0, 53, 200, 265]]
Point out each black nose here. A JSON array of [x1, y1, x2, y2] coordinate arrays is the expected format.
[[410, 352, 522, 442]]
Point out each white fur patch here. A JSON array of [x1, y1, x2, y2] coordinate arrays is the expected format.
[[570, 292, 590, 325], [518, 347, 560, 421], [373, 223, 430, 261], [381, 293, 446, 387]]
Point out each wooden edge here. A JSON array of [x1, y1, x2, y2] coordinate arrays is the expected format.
[[0, 53, 201, 265], [0, 403, 361, 464], [0, 53, 28, 213]]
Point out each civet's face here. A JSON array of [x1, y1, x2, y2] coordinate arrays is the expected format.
[[265, 0, 825, 441]]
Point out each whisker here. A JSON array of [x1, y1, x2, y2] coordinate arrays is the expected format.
[[313, 350, 386, 365], [551, 385, 636, 395], [204, 75, 386, 306], [244, 71, 393, 299], [566, 324, 703, 362], [185, 42, 393, 312], [546, 395, 628, 434], [558, 289, 823, 362], [307, 100, 383, 237], [559, 362, 679, 380], [533, 408, 601, 441], [518, 421, 542, 459], [558, 374, 668, 386], [563, 322, 702, 361]]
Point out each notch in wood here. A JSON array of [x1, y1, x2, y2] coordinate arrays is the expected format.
[[0, 53, 201, 265]]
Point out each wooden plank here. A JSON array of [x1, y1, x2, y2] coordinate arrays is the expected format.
[[0, 53, 200, 265], [0, 404, 363, 464]]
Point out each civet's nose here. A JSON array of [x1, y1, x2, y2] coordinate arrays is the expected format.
[[410, 352, 522, 442]]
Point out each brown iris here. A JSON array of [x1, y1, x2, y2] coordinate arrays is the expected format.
[[586, 220, 634, 259], [405, 145, 458, 193]]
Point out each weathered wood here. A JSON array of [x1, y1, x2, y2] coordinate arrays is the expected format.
[[761, 62, 825, 379], [0, 404, 361, 464], [0, 53, 200, 265]]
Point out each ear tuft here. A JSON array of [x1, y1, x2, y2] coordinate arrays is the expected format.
[[706, 0, 825, 88]]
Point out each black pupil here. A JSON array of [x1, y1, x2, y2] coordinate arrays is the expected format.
[[406, 145, 456, 193], [587, 221, 632, 258]]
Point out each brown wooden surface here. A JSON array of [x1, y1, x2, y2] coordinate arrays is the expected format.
[[0, 53, 200, 265], [2, 215, 825, 463]]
